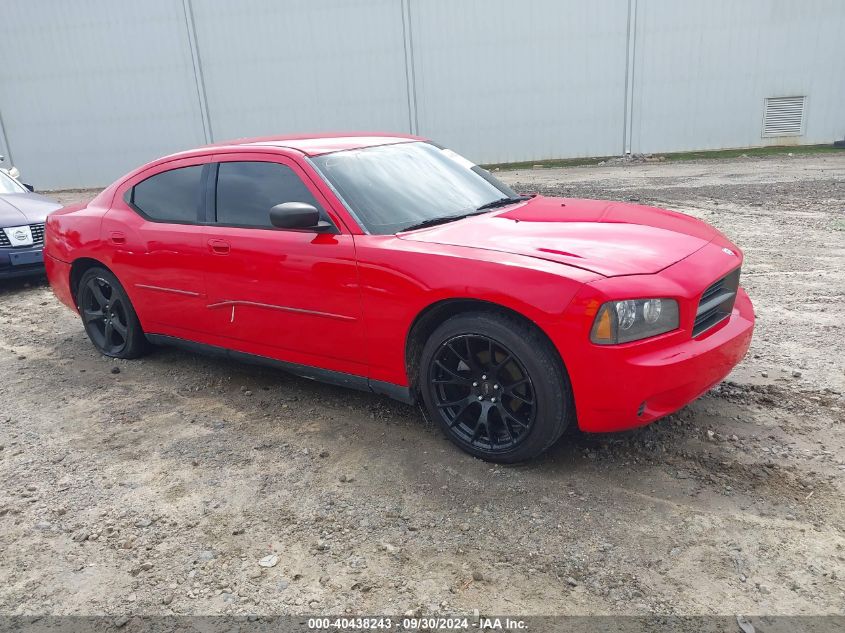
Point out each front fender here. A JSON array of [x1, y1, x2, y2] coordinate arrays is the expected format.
[[354, 235, 600, 386]]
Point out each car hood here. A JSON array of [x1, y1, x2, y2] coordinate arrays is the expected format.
[[397, 196, 719, 277], [0, 192, 62, 227]]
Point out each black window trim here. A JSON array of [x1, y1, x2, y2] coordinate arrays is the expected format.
[[208, 159, 339, 234], [123, 156, 341, 234], [124, 163, 211, 226], [202, 161, 216, 224]]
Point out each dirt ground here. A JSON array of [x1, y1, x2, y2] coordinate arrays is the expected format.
[[0, 154, 843, 617]]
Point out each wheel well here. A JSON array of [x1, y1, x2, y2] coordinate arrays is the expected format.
[[69, 258, 111, 306], [405, 298, 565, 394]]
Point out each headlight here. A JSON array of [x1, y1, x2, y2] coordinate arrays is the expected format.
[[590, 298, 679, 344]]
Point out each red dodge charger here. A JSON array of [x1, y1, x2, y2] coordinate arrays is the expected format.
[[45, 134, 754, 462]]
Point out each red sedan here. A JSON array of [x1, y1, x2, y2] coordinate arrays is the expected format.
[[44, 134, 754, 462]]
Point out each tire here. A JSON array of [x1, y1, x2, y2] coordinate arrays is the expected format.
[[77, 267, 148, 359], [419, 311, 573, 463]]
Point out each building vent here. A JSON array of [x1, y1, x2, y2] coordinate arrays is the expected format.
[[762, 96, 805, 137]]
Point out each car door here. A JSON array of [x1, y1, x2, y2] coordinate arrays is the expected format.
[[104, 156, 211, 336], [201, 155, 366, 377]]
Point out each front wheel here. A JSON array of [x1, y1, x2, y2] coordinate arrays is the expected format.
[[77, 267, 148, 359], [419, 311, 573, 463]]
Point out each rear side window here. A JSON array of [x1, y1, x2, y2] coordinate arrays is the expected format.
[[215, 161, 323, 228], [131, 165, 204, 223]]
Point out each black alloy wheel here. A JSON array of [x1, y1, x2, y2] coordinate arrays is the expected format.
[[420, 311, 573, 463], [430, 334, 536, 453], [77, 267, 148, 359], [80, 276, 129, 355]]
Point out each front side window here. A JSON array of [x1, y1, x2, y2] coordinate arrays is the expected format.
[[131, 165, 204, 223], [215, 161, 323, 228], [311, 142, 518, 234]]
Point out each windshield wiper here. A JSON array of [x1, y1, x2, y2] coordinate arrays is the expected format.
[[399, 198, 529, 233], [475, 195, 530, 211], [399, 213, 476, 233]]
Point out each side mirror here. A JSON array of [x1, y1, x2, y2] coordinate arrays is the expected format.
[[268, 202, 332, 231], [23, 183, 34, 192]]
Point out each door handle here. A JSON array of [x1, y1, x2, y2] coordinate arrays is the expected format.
[[109, 232, 126, 245], [208, 239, 230, 255]]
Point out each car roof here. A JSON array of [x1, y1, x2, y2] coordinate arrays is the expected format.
[[205, 132, 424, 156], [114, 133, 427, 191]]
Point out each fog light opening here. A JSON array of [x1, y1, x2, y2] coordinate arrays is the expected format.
[[637, 401, 647, 417]]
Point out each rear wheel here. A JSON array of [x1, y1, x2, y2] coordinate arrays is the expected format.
[[77, 267, 147, 359], [419, 311, 573, 463]]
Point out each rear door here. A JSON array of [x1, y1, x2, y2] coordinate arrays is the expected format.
[[104, 156, 211, 336], [201, 155, 366, 377]]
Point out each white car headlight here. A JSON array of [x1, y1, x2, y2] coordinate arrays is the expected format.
[[591, 298, 679, 344]]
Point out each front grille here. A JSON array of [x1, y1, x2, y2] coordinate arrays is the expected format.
[[0, 223, 45, 248], [30, 223, 45, 244], [693, 268, 741, 337]]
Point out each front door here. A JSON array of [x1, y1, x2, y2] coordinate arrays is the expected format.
[[201, 156, 366, 377]]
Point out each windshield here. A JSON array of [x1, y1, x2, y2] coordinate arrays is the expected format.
[[0, 170, 26, 194], [311, 142, 519, 234]]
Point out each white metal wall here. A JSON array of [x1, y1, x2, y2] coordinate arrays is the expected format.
[[629, 0, 845, 153], [0, 0, 208, 189], [190, 0, 412, 141], [0, 0, 843, 189], [408, 0, 630, 164]]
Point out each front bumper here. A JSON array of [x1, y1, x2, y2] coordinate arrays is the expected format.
[[554, 239, 754, 433], [0, 245, 45, 279], [576, 288, 753, 432]]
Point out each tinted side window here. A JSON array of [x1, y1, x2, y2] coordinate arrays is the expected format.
[[215, 161, 323, 228], [132, 165, 204, 223]]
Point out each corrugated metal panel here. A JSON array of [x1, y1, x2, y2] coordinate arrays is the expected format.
[[408, 0, 630, 164], [0, 1, 843, 188], [0, 0, 207, 189], [630, 0, 845, 153], [188, 0, 411, 142], [762, 96, 805, 137]]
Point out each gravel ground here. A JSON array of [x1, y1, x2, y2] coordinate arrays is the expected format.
[[0, 154, 843, 617]]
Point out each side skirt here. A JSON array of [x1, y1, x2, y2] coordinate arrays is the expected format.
[[145, 334, 415, 405]]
